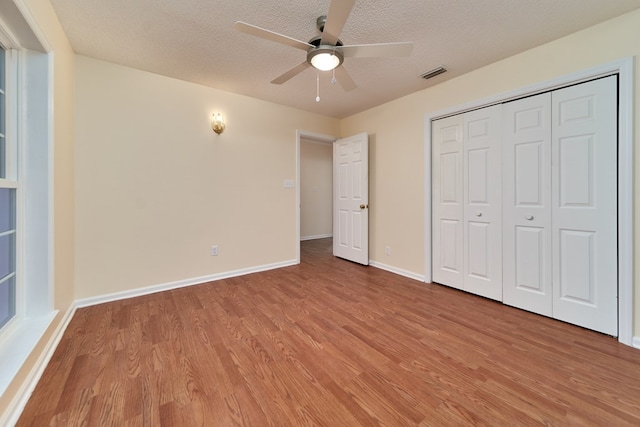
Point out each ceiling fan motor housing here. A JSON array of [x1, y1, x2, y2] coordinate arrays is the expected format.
[[306, 32, 345, 70]]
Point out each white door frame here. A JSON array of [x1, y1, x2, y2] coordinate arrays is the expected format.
[[424, 58, 634, 346], [295, 130, 337, 263]]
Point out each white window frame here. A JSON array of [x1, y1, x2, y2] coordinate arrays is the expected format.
[[0, 6, 55, 399], [0, 33, 21, 338]]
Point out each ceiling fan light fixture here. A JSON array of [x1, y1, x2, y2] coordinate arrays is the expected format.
[[308, 47, 343, 71]]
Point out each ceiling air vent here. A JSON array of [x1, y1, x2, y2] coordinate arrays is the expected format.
[[420, 66, 447, 80]]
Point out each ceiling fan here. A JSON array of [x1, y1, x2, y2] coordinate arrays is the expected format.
[[234, 0, 413, 92]]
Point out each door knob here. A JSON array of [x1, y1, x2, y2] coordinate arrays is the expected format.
[[360, 204, 368, 209], [525, 215, 534, 220], [475, 211, 482, 217]]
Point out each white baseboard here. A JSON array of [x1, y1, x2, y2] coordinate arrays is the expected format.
[[369, 260, 425, 282], [632, 336, 640, 350], [300, 234, 332, 241], [1, 304, 76, 427], [75, 259, 298, 308]]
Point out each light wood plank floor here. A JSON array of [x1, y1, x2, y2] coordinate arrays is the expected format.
[[17, 238, 640, 426]]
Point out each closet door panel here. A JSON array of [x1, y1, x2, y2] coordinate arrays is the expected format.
[[551, 76, 617, 335], [432, 115, 464, 289], [515, 227, 545, 292], [502, 93, 553, 316], [514, 141, 543, 204], [463, 105, 502, 300]]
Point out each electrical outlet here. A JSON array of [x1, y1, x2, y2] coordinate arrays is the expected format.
[[385, 245, 391, 256], [211, 245, 218, 256]]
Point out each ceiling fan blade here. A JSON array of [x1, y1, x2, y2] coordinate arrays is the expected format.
[[271, 62, 311, 84], [235, 21, 312, 51], [335, 67, 357, 91], [341, 42, 414, 58], [320, 0, 356, 46]]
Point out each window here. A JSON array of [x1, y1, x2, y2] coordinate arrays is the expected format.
[[0, 7, 54, 398], [0, 45, 16, 330], [0, 189, 16, 329], [0, 47, 4, 176]]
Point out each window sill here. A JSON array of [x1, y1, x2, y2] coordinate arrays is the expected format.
[[0, 311, 57, 397]]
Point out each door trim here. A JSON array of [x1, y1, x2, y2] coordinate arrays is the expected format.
[[295, 130, 337, 263], [424, 57, 634, 346]]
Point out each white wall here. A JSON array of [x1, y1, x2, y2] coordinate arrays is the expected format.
[[74, 56, 340, 300], [300, 138, 333, 240]]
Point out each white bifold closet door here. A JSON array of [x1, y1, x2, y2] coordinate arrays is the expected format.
[[551, 77, 617, 335], [463, 106, 502, 300], [503, 76, 618, 335], [432, 114, 464, 289], [432, 105, 502, 301], [502, 93, 553, 316]]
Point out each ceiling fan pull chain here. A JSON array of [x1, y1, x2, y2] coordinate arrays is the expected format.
[[316, 73, 321, 102]]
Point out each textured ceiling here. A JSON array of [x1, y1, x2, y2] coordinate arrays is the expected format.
[[51, 0, 640, 118]]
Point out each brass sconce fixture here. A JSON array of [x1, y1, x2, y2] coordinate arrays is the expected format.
[[211, 113, 225, 134]]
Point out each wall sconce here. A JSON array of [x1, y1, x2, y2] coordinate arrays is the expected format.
[[211, 113, 225, 134]]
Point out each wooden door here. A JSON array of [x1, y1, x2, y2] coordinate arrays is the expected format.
[[333, 133, 369, 265]]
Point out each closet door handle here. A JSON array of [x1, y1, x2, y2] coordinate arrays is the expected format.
[[475, 211, 482, 217], [525, 215, 534, 220]]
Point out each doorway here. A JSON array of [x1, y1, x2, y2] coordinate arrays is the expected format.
[[300, 137, 333, 240], [295, 131, 336, 263], [296, 130, 371, 265]]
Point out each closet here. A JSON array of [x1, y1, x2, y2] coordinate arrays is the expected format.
[[432, 76, 618, 335]]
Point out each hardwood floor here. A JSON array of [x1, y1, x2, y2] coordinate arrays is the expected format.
[[17, 238, 640, 426]]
